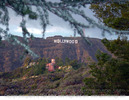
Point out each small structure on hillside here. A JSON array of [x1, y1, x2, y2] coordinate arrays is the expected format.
[[26, 62, 36, 68], [26, 62, 39, 68], [58, 65, 72, 72], [46, 59, 56, 72]]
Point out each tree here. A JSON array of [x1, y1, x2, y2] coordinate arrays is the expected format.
[[0, 0, 129, 58], [23, 56, 31, 67], [55, 57, 64, 66], [82, 3, 129, 94], [29, 58, 48, 76], [69, 59, 80, 70], [82, 39, 129, 95], [102, 37, 129, 61], [90, 1, 129, 30], [65, 57, 71, 66], [32, 63, 46, 76]]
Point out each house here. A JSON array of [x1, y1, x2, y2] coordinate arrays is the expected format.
[[46, 59, 55, 72]]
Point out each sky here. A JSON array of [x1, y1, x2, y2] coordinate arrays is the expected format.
[[7, 0, 121, 40]]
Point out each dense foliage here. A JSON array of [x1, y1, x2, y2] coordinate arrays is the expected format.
[[0, 57, 48, 79], [82, 38, 129, 95], [0, 56, 82, 80], [102, 37, 129, 60], [69, 59, 81, 70], [90, 1, 129, 30]]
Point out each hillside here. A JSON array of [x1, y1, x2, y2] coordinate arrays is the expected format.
[[0, 36, 110, 72], [0, 66, 90, 95]]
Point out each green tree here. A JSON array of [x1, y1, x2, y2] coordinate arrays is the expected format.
[[32, 63, 46, 76], [38, 57, 49, 64], [55, 57, 64, 66], [90, 1, 129, 30], [69, 59, 80, 70], [82, 41, 129, 95], [84, 3, 129, 94], [65, 57, 71, 66], [102, 37, 129, 61], [29, 58, 48, 76], [23, 56, 31, 67]]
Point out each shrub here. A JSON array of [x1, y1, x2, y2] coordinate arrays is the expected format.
[[69, 60, 80, 70], [31, 84, 37, 89], [62, 74, 83, 86]]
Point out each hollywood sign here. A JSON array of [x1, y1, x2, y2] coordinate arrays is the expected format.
[[54, 39, 78, 44]]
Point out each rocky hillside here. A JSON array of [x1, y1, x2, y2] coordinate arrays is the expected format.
[[0, 36, 110, 72]]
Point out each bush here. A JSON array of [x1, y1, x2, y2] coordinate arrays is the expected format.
[[69, 60, 80, 70], [47, 81, 60, 89], [31, 84, 37, 89], [48, 74, 62, 82], [62, 74, 83, 86]]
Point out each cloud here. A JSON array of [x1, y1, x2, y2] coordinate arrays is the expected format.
[[15, 27, 42, 35], [13, 26, 74, 38], [46, 26, 73, 33]]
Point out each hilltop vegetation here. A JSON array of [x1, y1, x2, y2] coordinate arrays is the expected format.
[[0, 58, 89, 95], [0, 57, 83, 80]]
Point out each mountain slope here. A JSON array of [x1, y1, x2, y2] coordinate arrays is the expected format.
[[0, 36, 111, 72]]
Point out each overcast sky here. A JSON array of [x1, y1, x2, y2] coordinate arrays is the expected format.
[[7, 0, 120, 40]]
